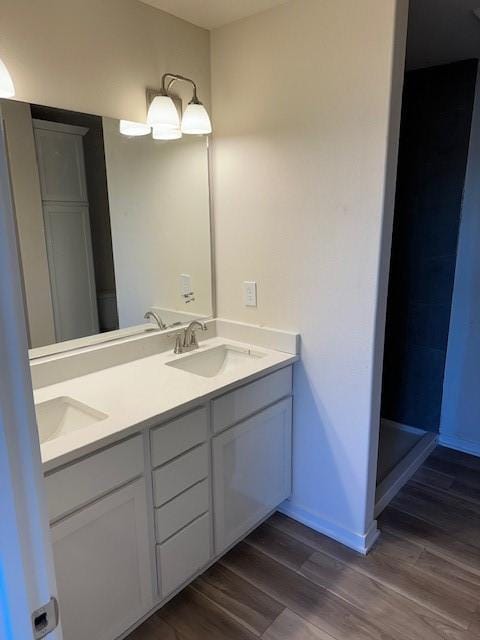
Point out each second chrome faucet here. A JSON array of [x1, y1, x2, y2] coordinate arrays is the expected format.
[[174, 320, 207, 354]]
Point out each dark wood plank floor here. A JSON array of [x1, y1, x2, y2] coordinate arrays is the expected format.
[[126, 447, 480, 640]]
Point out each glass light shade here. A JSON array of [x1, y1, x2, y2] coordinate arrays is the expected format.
[[0, 58, 15, 98], [152, 125, 182, 140], [181, 102, 212, 135], [119, 120, 151, 136], [147, 95, 180, 128]]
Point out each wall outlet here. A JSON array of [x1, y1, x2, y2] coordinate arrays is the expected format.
[[243, 281, 257, 307]]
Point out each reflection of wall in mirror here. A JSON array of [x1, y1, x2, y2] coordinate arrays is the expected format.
[[103, 117, 212, 328]]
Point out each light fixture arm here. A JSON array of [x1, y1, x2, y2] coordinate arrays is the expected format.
[[161, 73, 199, 103]]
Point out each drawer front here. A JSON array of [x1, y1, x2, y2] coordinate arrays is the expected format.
[[156, 513, 211, 597], [152, 444, 208, 507], [45, 435, 144, 522], [151, 407, 207, 469], [155, 479, 209, 543], [212, 366, 292, 433]]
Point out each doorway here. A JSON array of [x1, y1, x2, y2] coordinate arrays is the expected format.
[[376, 0, 480, 515]]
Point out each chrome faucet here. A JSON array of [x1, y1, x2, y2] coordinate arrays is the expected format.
[[174, 320, 207, 354], [144, 311, 167, 330]]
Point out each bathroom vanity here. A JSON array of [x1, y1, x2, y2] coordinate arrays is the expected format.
[[0, 88, 299, 640], [34, 325, 297, 640]]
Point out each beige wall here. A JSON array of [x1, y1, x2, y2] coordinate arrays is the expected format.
[[211, 0, 408, 548], [103, 118, 212, 326], [1, 99, 56, 348], [0, 0, 210, 123]]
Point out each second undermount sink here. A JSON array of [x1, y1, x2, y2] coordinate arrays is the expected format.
[[35, 396, 108, 444], [166, 344, 266, 378]]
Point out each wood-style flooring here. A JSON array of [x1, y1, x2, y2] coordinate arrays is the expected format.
[[126, 446, 480, 640]]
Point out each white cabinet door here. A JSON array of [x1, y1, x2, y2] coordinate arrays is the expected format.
[[43, 202, 99, 341], [51, 479, 153, 640], [212, 397, 292, 555], [33, 120, 88, 203]]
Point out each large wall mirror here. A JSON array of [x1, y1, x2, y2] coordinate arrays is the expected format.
[[0, 98, 213, 358]]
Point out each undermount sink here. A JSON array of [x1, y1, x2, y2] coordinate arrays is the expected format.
[[35, 396, 108, 444], [166, 344, 266, 378]]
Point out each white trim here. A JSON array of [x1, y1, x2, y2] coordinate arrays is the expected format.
[[438, 434, 480, 458], [0, 117, 62, 638], [381, 418, 431, 436], [278, 502, 380, 555], [364, 0, 410, 555], [375, 430, 437, 518], [32, 118, 89, 137]]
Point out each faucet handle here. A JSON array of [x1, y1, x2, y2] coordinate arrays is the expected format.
[[189, 330, 199, 348], [174, 332, 183, 354]]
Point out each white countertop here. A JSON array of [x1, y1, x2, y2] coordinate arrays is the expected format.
[[36, 337, 297, 471]]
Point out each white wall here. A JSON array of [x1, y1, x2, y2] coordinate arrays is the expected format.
[[406, 0, 480, 70], [440, 65, 480, 457], [103, 118, 212, 326], [0, 99, 56, 348], [211, 0, 408, 550], [0, 0, 210, 123]]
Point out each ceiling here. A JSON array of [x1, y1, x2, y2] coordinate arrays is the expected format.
[[407, 0, 480, 70], [139, 0, 288, 29]]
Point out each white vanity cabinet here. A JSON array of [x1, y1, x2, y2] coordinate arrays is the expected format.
[[51, 479, 153, 640], [212, 397, 292, 554], [44, 364, 293, 640], [45, 435, 154, 640]]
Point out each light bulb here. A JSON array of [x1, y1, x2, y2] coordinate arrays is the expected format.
[[0, 57, 15, 98], [152, 125, 182, 140], [147, 94, 180, 129], [119, 120, 151, 136], [181, 101, 212, 135]]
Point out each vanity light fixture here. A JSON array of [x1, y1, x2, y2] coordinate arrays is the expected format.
[[181, 100, 212, 135], [148, 73, 212, 136], [119, 120, 151, 136], [0, 57, 15, 98], [147, 92, 180, 129]]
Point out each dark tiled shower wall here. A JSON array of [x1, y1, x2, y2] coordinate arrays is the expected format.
[[381, 60, 478, 432]]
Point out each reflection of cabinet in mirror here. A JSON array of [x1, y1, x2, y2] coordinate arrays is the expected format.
[[33, 120, 99, 342]]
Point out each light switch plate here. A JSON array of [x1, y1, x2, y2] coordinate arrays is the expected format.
[[180, 273, 192, 295], [243, 281, 257, 307]]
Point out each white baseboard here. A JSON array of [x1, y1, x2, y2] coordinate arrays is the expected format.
[[438, 434, 480, 458], [375, 431, 437, 518], [381, 418, 431, 436], [278, 502, 380, 555]]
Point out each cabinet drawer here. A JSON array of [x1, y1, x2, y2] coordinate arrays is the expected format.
[[155, 479, 209, 543], [212, 366, 292, 433], [150, 407, 207, 468], [152, 444, 208, 507], [45, 435, 144, 522], [156, 513, 211, 597]]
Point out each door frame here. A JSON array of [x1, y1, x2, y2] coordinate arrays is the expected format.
[[0, 117, 62, 638]]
